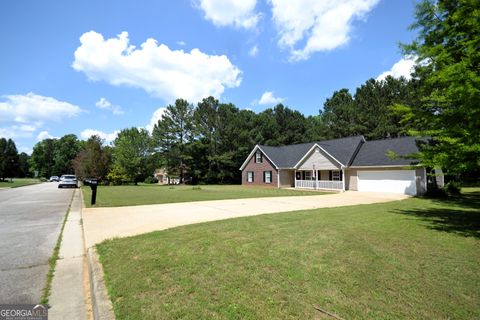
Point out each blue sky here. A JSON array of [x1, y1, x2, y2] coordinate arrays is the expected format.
[[0, 0, 419, 154]]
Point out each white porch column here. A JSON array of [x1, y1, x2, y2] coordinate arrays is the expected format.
[[342, 167, 346, 192], [277, 169, 280, 189], [294, 170, 297, 188]]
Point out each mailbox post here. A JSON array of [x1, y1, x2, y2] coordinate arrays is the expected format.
[[84, 178, 99, 205]]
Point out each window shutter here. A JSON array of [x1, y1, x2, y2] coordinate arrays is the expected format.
[[329, 170, 332, 181]]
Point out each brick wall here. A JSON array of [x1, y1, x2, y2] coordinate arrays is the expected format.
[[242, 151, 278, 187]]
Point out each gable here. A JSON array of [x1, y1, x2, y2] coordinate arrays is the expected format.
[[239, 145, 279, 171], [297, 146, 340, 170], [242, 149, 277, 171]]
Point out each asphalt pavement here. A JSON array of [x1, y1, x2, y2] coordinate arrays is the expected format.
[[0, 182, 73, 304]]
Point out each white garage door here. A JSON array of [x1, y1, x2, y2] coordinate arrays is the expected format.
[[357, 170, 417, 195]]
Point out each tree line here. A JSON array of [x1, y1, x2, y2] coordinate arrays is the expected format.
[[4, 75, 417, 184]]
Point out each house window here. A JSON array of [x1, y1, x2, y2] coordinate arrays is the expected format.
[[305, 171, 313, 180], [332, 171, 342, 181], [264, 171, 272, 183], [247, 171, 254, 183], [255, 151, 263, 163]]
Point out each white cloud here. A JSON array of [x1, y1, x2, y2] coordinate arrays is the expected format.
[[0, 126, 35, 139], [177, 41, 186, 46], [258, 91, 284, 105], [0, 93, 82, 140], [146, 107, 168, 133], [0, 92, 82, 124], [196, 0, 261, 29], [269, 0, 380, 61], [376, 56, 416, 81], [73, 31, 242, 103], [37, 130, 55, 141], [248, 45, 259, 57], [95, 97, 124, 115], [80, 129, 119, 143]]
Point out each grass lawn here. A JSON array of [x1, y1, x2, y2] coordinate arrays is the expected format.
[[0, 178, 40, 188], [82, 184, 327, 207], [97, 188, 480, 320]]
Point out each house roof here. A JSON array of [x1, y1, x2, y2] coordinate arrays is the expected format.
[[350, 136, 422, 167], [242, 135, 424, 170], [258, 135, 365, 168]]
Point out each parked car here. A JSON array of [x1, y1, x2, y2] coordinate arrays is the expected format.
[[58, 174, 78, 188], [49, 176, 59, 182]]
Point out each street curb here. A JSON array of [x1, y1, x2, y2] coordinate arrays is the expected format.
[[81, 188, 116, 320], [87, 247, 116, 320]]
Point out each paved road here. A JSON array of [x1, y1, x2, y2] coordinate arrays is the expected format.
[[0, 183, 73, 304]]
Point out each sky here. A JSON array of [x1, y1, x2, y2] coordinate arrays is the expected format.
[[0, 0, 419, 154]]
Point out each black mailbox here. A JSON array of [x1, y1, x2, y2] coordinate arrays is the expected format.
[[84, 178, 98, 205]]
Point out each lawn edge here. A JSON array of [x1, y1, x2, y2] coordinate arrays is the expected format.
[[86, 247, 116, 320]]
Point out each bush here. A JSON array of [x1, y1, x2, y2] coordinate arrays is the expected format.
[[444, 181, 461, 196], [425, 186, 447, 198], [106, 164, 129, 185], [144, 176, 158, 184]]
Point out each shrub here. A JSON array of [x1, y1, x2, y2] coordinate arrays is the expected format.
[[106, 164, 129, 185], [444, 181, 461, 196], [425, 186, 447, 198], [144, 176, 158, 184]]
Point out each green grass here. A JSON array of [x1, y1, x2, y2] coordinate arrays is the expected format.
[[82, 184, 328, 207], [97, 188, 480, 320], [0, 178, 40, 188]]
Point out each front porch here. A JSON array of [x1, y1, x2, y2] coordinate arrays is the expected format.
[[293, 170, 344, 191]]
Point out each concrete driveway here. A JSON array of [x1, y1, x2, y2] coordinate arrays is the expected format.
[[82, 191, 408, 247]]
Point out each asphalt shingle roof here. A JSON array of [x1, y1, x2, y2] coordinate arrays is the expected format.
[[254, 136, 423, 169], [350, 136, 422, 167], [259, 136, 365, 168]]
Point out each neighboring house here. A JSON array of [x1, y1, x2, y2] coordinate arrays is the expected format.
[[154, 168, 180, 185], [153, 168, 186, 184], [240, 136, 437, 196], [154, 168, 169, 184]]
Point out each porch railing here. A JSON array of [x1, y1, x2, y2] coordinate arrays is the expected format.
[[295, 180, 343, 190]]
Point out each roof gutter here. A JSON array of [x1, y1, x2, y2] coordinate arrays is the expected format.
[[349, 164, 422, 169]]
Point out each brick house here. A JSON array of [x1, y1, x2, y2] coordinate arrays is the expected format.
[[240, 136, 441, 196]]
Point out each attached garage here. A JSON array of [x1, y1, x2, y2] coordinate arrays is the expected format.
[[357, 170, 417, 195]]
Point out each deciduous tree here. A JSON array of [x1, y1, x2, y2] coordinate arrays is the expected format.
[[396, 0, 480, 174], [112, 128, 153, 184]]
